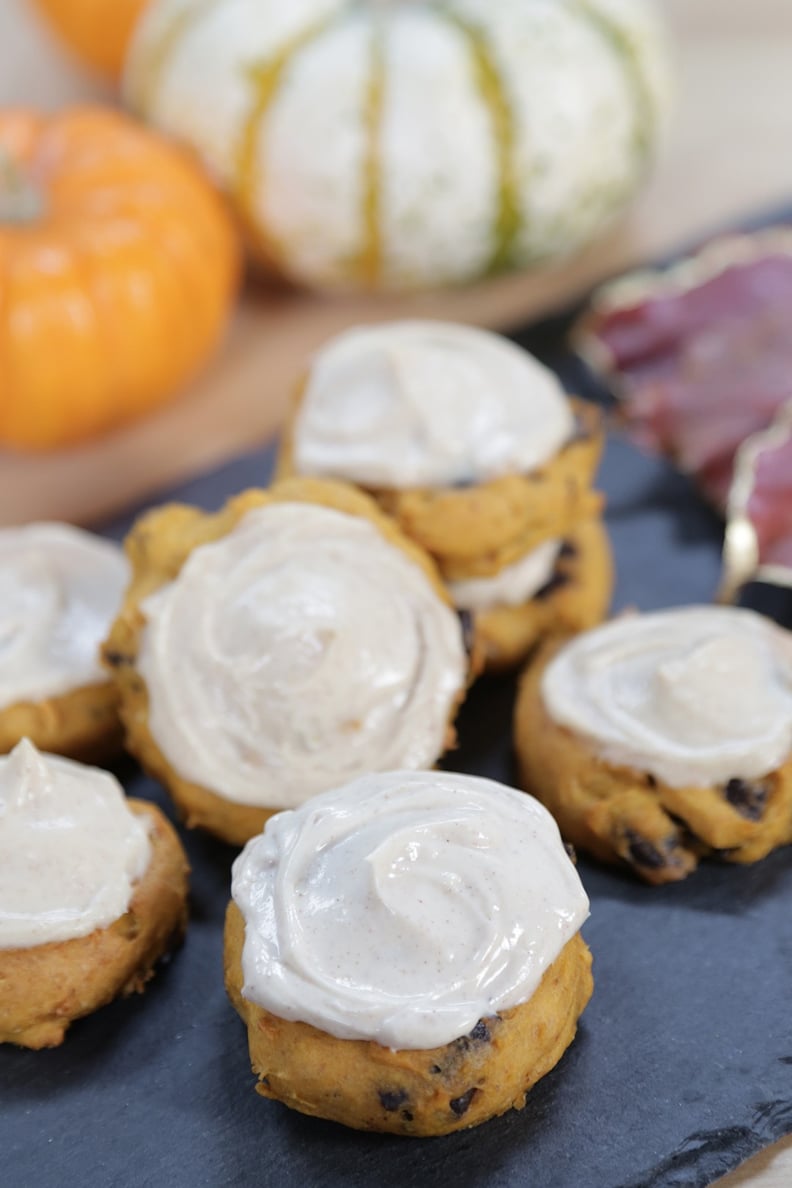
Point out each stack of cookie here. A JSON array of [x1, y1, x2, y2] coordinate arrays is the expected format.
[[278, 319, 613, 668]]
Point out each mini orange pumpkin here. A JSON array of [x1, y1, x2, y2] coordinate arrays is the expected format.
[[34, 0, 148, 79], [0, 106, 240, 451]]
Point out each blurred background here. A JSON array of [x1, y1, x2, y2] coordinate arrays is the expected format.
[[1, 0, 791, 535]]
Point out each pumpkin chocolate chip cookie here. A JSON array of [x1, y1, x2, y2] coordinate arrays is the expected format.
[[104, 478, 474, 846], [0, 523, 129, 760], [278, 320, 612, 668], [514, 606, 792, 884], [0, 741, 188, 1049], [225, 770, 592, 1135]]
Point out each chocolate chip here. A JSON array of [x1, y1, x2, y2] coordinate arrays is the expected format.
[[401, 1110, 414, 1122], [558, 539, 577, 560], [712, 846, 739, 860], [450, 1088, 478, 1117], [468, 1020, 490, 1044], [430, 1064, 442, 1075], [378, 1089, 408, 1112], [624, 829, 667, 871], [103, 650, 128, 668], [723, 777, 768, 821], [457, 609, 475, 654], [533, 571, 571, 602], [452, 1017, 495, 1054]]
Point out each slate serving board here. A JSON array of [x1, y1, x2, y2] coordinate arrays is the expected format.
[[2, 329, 792, 1188]]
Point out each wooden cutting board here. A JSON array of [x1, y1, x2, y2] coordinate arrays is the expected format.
[[3, 0, 792, 528]]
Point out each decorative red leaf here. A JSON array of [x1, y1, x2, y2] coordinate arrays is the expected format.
[[576, 231, 792, 516], [584, 243, 792, 374]]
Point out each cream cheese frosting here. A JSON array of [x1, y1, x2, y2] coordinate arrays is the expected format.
[[542, 606, 792, 788], [448, 538, 562, 613], [0, 523, 129, 711], [232, 769, 589, 1050], [138, 503, 467, 810], [0, 740, 151, 950], [293, 321, 575, 489]]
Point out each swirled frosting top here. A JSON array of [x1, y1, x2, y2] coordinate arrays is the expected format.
[[542, 606, 792, 788], [232, 770, 589, 1049], [0, 523, 129, 710], [293, 321, 575, 488], [0, 740, 151, 950], [138, 503, 467, 809]]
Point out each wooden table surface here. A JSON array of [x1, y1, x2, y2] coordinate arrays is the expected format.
[[3, 4, 792, 1183]]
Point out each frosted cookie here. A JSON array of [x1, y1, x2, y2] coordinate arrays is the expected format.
[[104, 479, 472, 846], [277, 320, 605, 565], [0, 740, 188, 1049], [0, 523, 129, 759], [225, 770, 592, 1136], [514, 607, 792, 884]]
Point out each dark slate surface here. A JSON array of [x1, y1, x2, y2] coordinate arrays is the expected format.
[[2, 319, 792, 1188]]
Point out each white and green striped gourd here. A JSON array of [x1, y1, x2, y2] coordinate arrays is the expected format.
[[126, 0, 670, 292]]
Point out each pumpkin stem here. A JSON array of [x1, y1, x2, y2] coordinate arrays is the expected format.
[[0, 147, 45, 224]]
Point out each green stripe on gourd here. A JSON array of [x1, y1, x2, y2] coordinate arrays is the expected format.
[[440, 9, 522, 277], [235, 14, 345, 271], [571, 0, 657, 174], [359, 24, 385, 287], [128, 0, 226, 118]]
